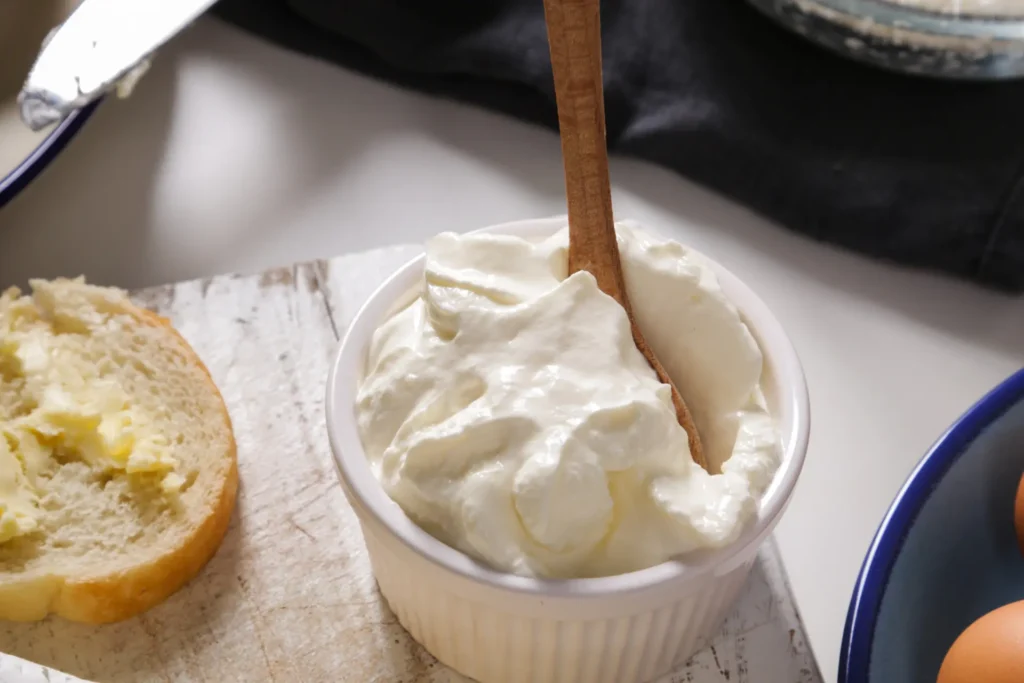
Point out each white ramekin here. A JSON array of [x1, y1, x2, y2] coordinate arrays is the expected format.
[[326, 217, 810, 683]]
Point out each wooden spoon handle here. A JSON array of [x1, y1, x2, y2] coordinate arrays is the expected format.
[[543, 0, 707, 471], [542, 0, 628, 310]]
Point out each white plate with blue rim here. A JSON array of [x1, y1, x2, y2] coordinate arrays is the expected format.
[[0, 0, 98, 210], [840, 368, 1024, 681]]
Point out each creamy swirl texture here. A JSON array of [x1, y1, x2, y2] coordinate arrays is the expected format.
[[356, 222, 780, 578]]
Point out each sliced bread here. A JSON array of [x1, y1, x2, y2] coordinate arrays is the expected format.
[[0, 278, 237, 623]]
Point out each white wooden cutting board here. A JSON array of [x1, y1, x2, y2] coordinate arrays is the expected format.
[[0, 245, 824, 683]]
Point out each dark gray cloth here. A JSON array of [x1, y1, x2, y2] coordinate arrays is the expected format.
[[213, 0, 1024, 293]]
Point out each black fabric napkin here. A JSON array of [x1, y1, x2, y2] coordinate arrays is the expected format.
[[213, 0, 1024, 293]]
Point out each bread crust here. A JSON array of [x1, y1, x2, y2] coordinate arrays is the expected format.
[[0, 302, 239, 624]]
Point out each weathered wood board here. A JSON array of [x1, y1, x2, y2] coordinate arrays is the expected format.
[[0, 246, 824, 683]]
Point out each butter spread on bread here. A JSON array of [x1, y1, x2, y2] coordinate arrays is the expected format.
[[0, 278, 237, 623], [1, 285, 184, 541]]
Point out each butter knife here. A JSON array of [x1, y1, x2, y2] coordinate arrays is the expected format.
[[18, 0, 218, 131]]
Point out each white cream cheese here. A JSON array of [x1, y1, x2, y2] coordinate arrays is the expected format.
[[356, 222, 781, 579]]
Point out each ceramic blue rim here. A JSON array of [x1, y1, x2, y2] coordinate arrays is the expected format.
[[0, 98, 101, 210], [839, 367, 1024, 682]]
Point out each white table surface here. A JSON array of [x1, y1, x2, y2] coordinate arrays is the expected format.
[[1, 16, 1022, 682]]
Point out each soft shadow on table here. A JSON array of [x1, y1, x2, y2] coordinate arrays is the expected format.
[[155, 21, 479, 278], [158, 19, 567, 278], [0, 42, 177, 290]]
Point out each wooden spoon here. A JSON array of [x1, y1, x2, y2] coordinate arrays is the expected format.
[[542, 0, 707, 471]]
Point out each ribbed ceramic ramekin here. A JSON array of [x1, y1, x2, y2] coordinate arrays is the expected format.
[[326, 217, 810, 683]]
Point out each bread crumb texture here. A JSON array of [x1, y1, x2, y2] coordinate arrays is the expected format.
[[0, 277, 237, 622]]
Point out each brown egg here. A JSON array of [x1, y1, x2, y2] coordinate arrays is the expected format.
[[1015, 473, 1024, 557], [938, 601, 1024, 683]]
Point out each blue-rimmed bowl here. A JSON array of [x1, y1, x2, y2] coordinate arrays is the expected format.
[[0, 101, 99, 210], [0, 0, 98, 209], [840, 368, 1024, 682]]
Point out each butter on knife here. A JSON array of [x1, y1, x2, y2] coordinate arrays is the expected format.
[[18, 0, 217, 131]]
